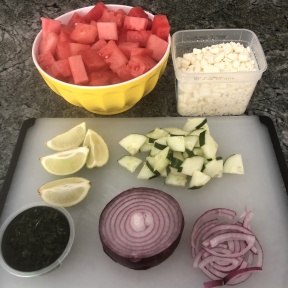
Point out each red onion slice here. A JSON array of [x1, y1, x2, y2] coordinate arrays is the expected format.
[[99, 187, 184, 270], [191, 208, 263, 287]]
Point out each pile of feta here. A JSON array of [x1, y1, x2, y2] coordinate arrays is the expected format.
[[175, 42, 259, 116]]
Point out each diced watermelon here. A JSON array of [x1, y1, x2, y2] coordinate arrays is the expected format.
[[79, 49, 109, 72], [128, 6, 148, 18], [68, 55, 89, 85], [118, 42, 140, 59], [39, 32, 58, 55], [83, 2, 107, 22], [47, 59, 72, 80], [130, 47, 153, 57], [67, 12, 87, 27], [41, 17, 62, 39], [126, 30, 152, 47], [151, 14, 170, 41], [58, 31, 71, 43], [113, 64, 133, 81], [89, 70, 120, 86], [90, 20, 98, 27], [61, 24, 74, 35], [146, 34, 168, 62], [91, 39, 107, 50], [98, 40, 129, 73], [114, 9, 126, 28], [37, 52, 55, 70], [56, 42, 71, 60], [97, 22, 118, 40], [123, 16, 148, 31], [127, 55, 156, 78], [69, 43, 90, 56], [117, 29, 128, 42], [70, 23, 98, 44]]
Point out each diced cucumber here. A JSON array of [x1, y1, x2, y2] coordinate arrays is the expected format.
[[179, 156, 205, 176], [154, 146, 171, 173], [165, 172, 187, 187], [192, 147, 205, 157], [189, 171, 211, 189], [167, 136, 185, 152], [154, 136, 168, 150], [137, 163, 158, 179], [223, 154, 244, 174], [184, 135, 198, 151], [119, 134, 147, 155], [169, 167, 187, 176], [199, 131, 218, 159], [168, 128, 189, 136], [182, 118, 207, 132], [146, 128, 169, 142], [170, 151, 184, 169], [140, 139, 153, 153], [202, 157, 223, 178], [149, 145, 162, 157], [117, 155, 142, 173]]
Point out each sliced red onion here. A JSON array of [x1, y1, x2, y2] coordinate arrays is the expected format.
[[99, 187, 184, 270], [191, 208, 263, 287]]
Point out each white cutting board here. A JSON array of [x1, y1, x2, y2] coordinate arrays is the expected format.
[[0, 116, 287, 288]]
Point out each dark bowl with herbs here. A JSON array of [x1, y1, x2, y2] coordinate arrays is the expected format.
[[0, 203, 74, 277]]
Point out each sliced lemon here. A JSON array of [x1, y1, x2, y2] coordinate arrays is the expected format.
[[46, 122, 86, 151], [40, 146, 89, 175], [38, 177, 91, 207], [83, 129, 109, 168]]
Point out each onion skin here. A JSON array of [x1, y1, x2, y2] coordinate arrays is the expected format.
[[99, 187, 184, 270]]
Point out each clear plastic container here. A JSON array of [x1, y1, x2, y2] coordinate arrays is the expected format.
[[171, 29, 267, 116], [0, 203, 75, 277]]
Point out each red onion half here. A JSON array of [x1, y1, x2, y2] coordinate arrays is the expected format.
[[191, 208, 263, 287], [99, 187, 184, 270]]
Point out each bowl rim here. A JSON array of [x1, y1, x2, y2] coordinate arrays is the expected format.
[[32, 4, 171, 89], [0, 202, 75, 277]]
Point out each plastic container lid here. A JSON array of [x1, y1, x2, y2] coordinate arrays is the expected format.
[[0, 202, 75, 277]]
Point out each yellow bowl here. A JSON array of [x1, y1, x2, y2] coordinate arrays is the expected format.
[[32, 5, 170, 115]]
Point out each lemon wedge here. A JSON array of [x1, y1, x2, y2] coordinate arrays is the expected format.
[[40, 146, 89, 175], [83, 129, 109, 168], [38, 177, 91, 207], [46, 122, 86, 151]]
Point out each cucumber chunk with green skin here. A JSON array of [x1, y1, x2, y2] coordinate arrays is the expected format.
[[146, 128, 169, 142], [199, 130, 218, 159], [202, 157, 224, 178], [179, 156, 205, 176], [118, 156, 142, 173], [154, 146, 171, 173], [154, 136, 168, 150], [140, 139, 153, 153], [189, 171, 211, 189], [168, 128, 189, 136], [137, 163, 159, 179], [184, 135, 198, 151], [182, 118, 207, 132], [119, 134, 147, 155], [165, 172, 187, 187], [223, 154, 244, 174], [170, 151, 184, 169], [167, 136, 185, 152]]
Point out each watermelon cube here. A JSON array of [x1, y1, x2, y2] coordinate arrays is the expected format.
[[37, 52, 55, 70], [70, 23, 98, 44], [58, 31, 71, 43], [130, 47, 153, 57], [91, 39, 107, 50], [48, 59, 72, 80], [39, 32, 58, 55], [67, 12, 87, 27], [68, 55, 89, 85], [127, 55, 156, 78], [146, 34, 168, 62], [41, 17, 62, 39], [118, 42, 140, 59], [113, 64, 133, 81], [126, 30, 152, 47], [151, 14, 170, 41], [97, 22, 118, 40], [99, 40, 129, 73], [128, 6, 149, 19], [56, 42, 71, 60], [89, 70, 121, 86], [69, 43, 90, 56], [80, 49, 109, 72], [83, 2, 107, 22], [123, 16, 148, 31]]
